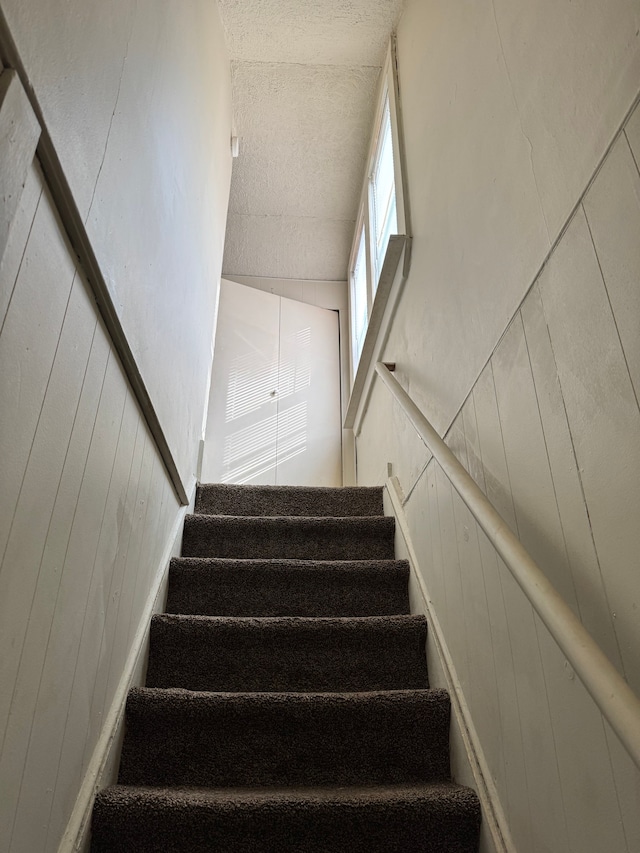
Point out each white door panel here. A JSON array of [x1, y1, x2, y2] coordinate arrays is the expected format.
[[276, 296, 341, 486], [202, 281, 279, 485], [202, 280, 341, 486]]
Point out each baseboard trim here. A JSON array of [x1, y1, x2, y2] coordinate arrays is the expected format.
[[385, 475, 516, 853], [56, 485, 195, 853]]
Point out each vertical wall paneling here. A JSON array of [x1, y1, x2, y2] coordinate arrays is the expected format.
[[0, 284, 101, 853], [425, 460, 446, 614], [110, 433, 155, 692], [48, 385, 136, 847], [433, 464, 472, 696], [467, 368, 539, 847], [602, 721, 640, 852], [461, 395, 529, 841], [492, 314, 580, 613], [446, 411, 505, 804], [583, 133, 640, 404], [0, 161, 42, 330], [402, 472, 433, 617], [101, 418, 148, 710], [538, 207, 640, 694], [493, 306, 627, 852], [79, 392, 140, 773], [535, 625, 627, 852], [0, 185, 77, 574], [11, 352, 127, 853], [0, 164, 186, 851], [443, 418, 486, 719], [127, 451, 163, 646], [519, 286, 622, 668], [624, 100, 640, 170], [0, 275, 96, 743], [0, 69, 40, 262]]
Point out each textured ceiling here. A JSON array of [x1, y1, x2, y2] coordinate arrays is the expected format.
[[218, 0, 403, 66], [219, 0, 405, 281]]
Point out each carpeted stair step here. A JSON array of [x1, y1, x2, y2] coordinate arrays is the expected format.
[[146, 614, 428, 692], [195, 483, 384, 517], [118, 687, 451, 788], [92, 782, 481, 853], [166, 557, 411, 616], [182, 514, 395, 560]]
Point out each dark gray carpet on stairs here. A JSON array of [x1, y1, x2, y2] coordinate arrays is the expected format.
[[196, 483, 384, 517], [182, 514, 396, 560], [147, 613, 429, 692], [119, 688, 451, 787], [166, 557, 411, 616], [92, 783, 481, 853], [91, 483, 481, 852]]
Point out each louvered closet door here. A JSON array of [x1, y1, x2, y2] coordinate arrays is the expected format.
[[275, 295, 341, 486], [202, 279, 341, 486]]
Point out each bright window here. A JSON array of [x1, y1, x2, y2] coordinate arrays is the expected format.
[[347, 38, 409, 386], [351, 226, 368, 371], [370, 97, 397, 291]]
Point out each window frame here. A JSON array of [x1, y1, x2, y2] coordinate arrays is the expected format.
[[347, 37, 410, 387]]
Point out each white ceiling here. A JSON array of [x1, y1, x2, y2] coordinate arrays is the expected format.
[[219, 0, 405, 282]]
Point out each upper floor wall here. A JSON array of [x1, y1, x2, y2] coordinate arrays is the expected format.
[[387, 0, 640, 437], [0, 0, 233, 493]]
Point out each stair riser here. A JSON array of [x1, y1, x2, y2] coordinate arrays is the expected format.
[[146, 616, 429, 693], [195, 484, 384, 517], [166, 559, 410, 617], [119, 689, 451, 788], [182, 516, 395, 561], [92, 794, 480, 853]]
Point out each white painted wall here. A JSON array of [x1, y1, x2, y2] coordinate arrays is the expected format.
[[381, 0, 640, 437], [355, 1, 640, 848], [0, 0, 233, 491], [0, 162, 183, 853], [0, 2, 232, 850]]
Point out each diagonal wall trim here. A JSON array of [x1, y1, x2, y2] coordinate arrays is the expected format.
[[0, 12, 189, 505]]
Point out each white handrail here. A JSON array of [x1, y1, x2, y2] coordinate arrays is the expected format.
[[375, 361, 640, 771]]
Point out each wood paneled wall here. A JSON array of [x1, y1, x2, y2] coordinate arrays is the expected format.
[[0, 161, 182, 853], [357, 101, 640, 852]]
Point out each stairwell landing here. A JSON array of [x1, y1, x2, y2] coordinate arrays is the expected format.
[[91, 483, 481, 852]]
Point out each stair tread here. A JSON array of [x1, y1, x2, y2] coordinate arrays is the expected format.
[[98, 780, 478, 807], [128, 685, 447, 704], [151, 612, 426, 628], [169, 556, 408, 569]]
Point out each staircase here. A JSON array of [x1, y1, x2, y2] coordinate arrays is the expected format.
[[91, 484, 481, 852]]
